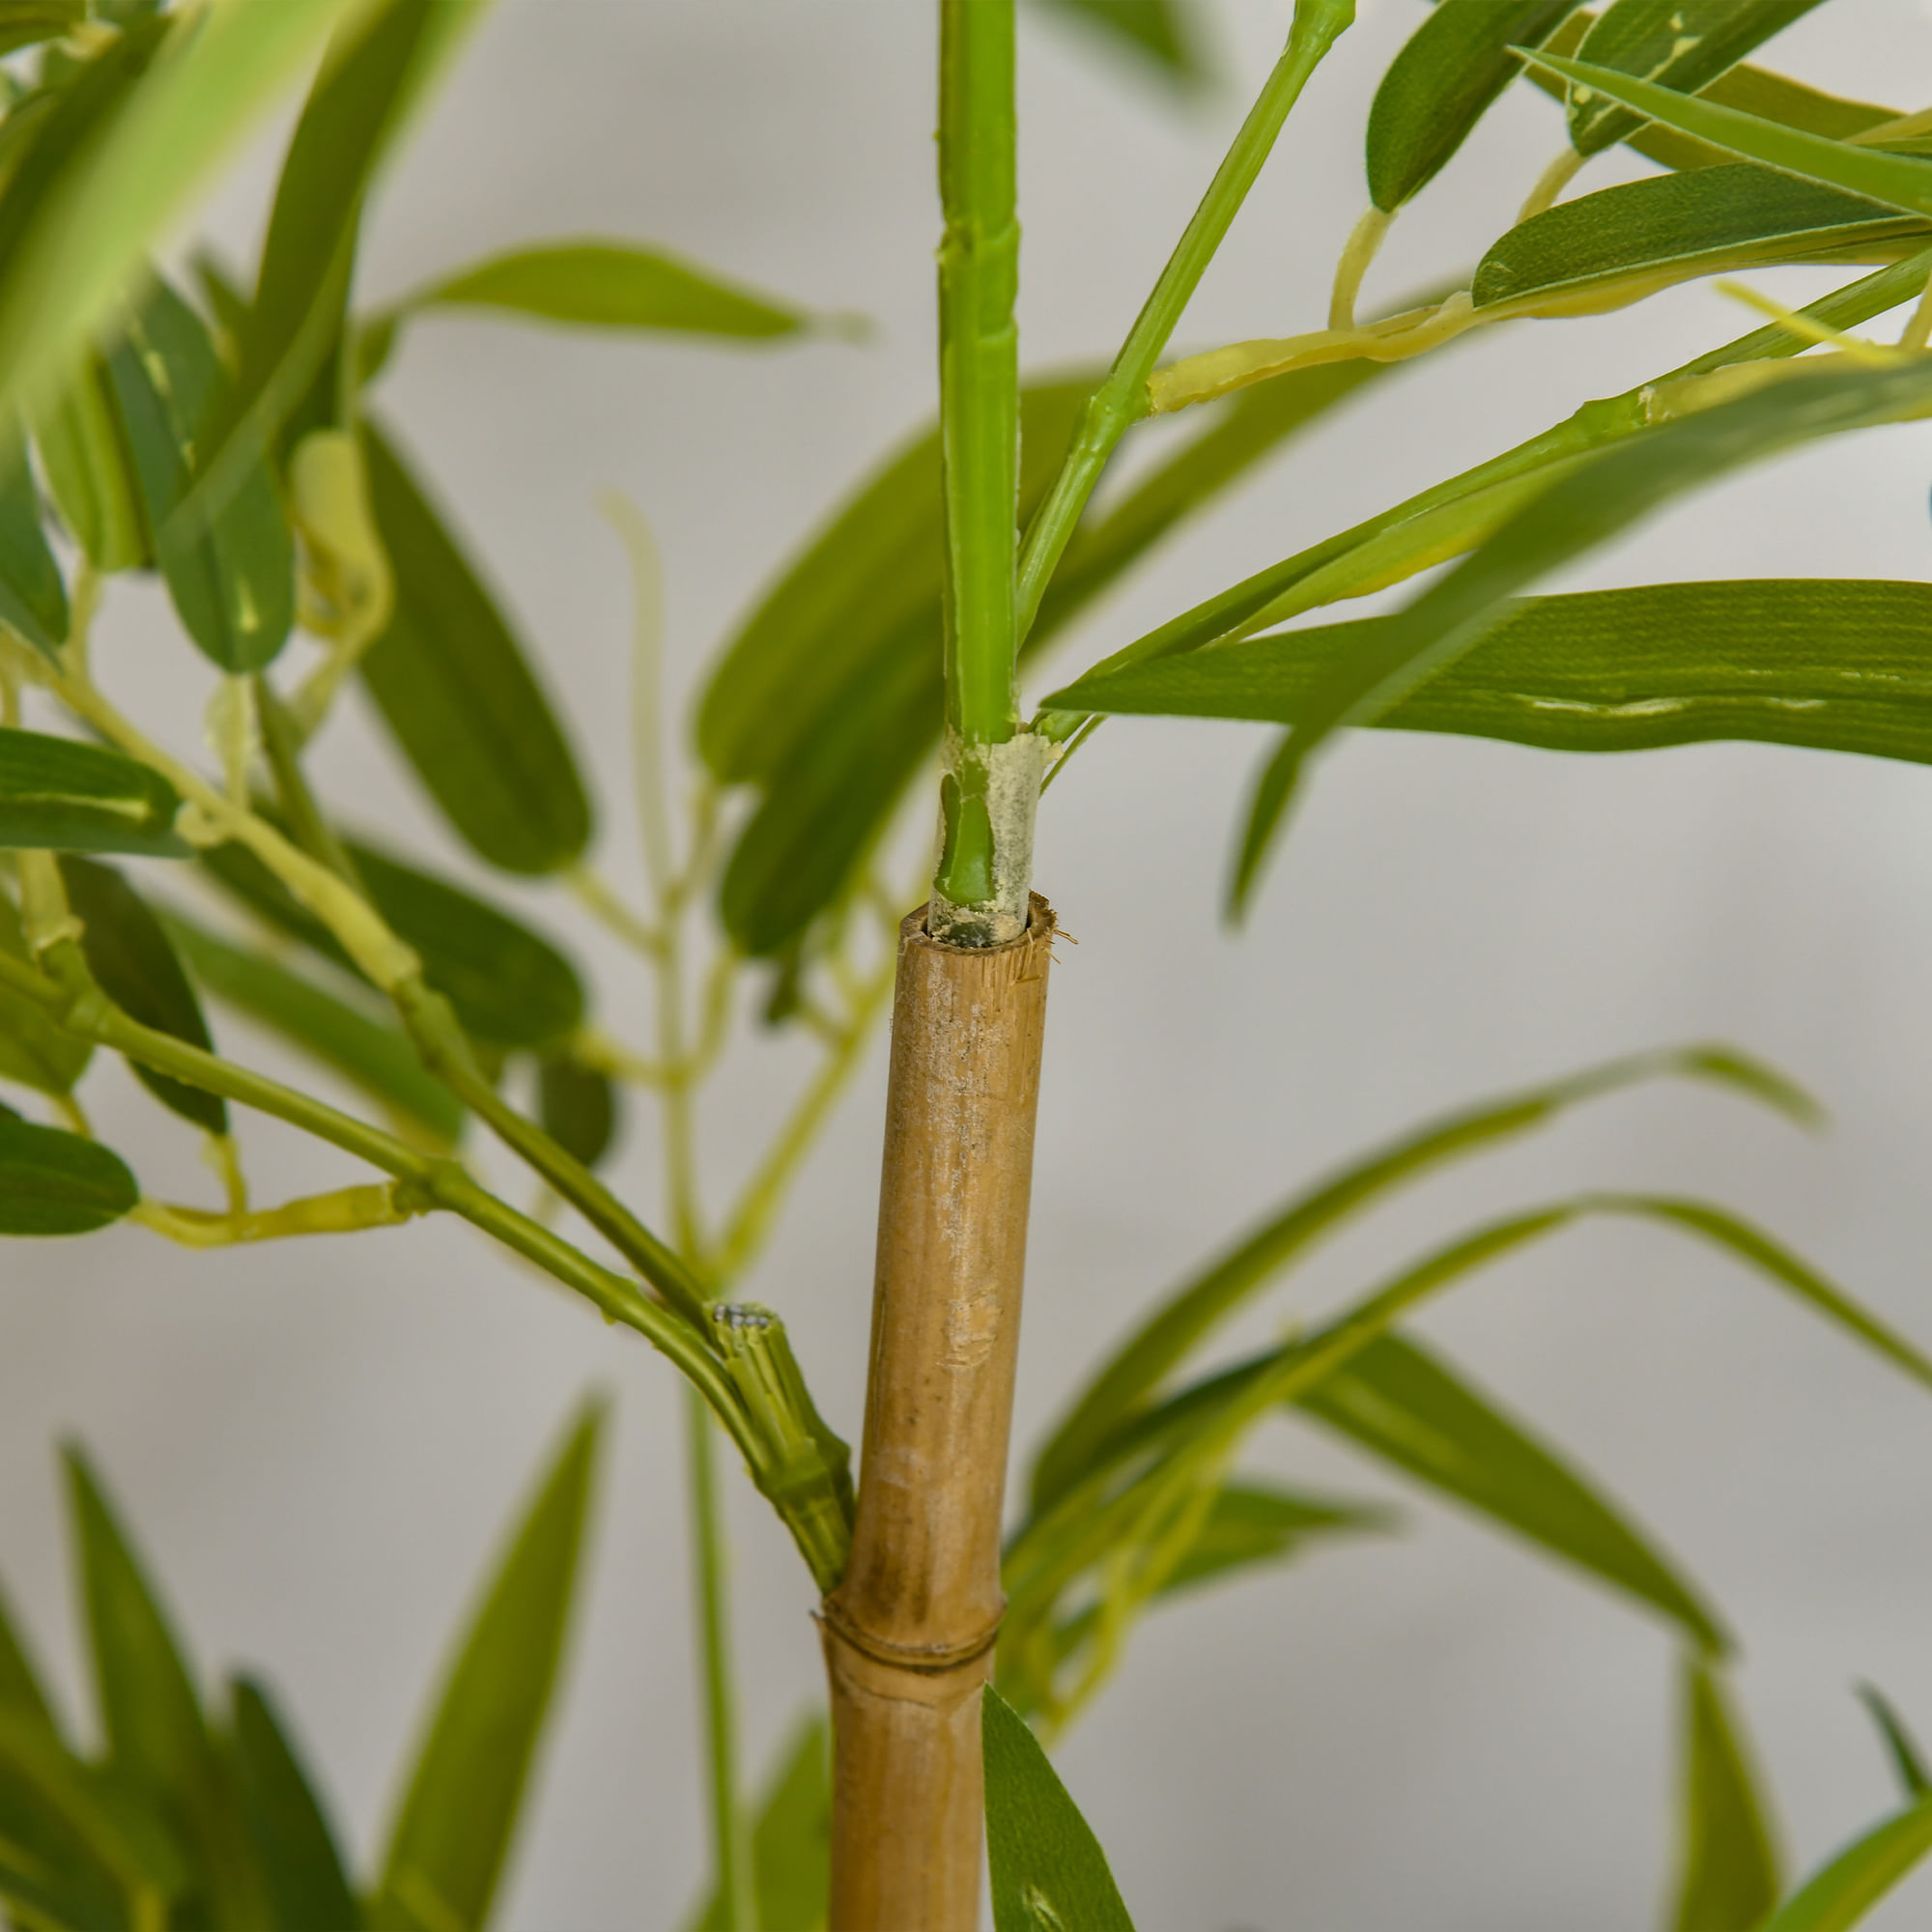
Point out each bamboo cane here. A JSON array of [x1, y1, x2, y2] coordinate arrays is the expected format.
[[821, 895, 1056, 1930]]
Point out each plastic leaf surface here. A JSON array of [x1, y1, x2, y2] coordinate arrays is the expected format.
[[536, 1053, 615, 1170], [0, 1113, 134, 1234], [1294, 1331, 1726, 1652], [372, 1402, 603, 1932], [1759, 1799, 1932, 1931], [0, 726, 188, 858], [983, 1687, 1137, 1932], [1670, 1660, 1782, 1931], [358, 423, 591, 876], [60, 856, 227, 1135], [229, 1676, 361, 1932], [163, 911, 463, 1147], [0, 887, 93, 1096], [0, 421, 66, 657], [1366, 0, 1577, 212], [1858, 1686, 1932, 1801], [30, 352, 150, 573], [0, 3, 81, 59]]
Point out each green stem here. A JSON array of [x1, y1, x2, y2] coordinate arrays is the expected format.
[[688, 1386, 756, 1932], [1013, 0, 1355, 643]]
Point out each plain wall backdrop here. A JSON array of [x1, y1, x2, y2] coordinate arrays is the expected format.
[[9, 1, 1932, 1924]]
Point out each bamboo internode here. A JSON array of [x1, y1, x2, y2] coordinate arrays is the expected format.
[[821, 895, 1055, 1931]]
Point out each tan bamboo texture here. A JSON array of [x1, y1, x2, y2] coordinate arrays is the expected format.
[[820, 895, 1056, 1931]]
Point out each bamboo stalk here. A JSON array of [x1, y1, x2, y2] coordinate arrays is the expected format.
[[821, 896, 1056, 1930]]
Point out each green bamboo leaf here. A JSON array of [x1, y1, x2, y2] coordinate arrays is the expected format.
[[1670, 1659, 1782, 1931], [1026, 0, 1204, 88], [1759, 1799, 1932, 1932], [59, 855, 226, 1135], [372, 1401, 604, 1932], [0, 3, 81, 58], [0, 1112, 135, 1234], [162, 911, 463, 1147], [1563, 0, 1829, 157], [179, 0, 469, 535], [229, 1677, 360, 1932], [1366, 0, 1577, 213], [30, 350, 150, 573], [1529, 48, 1932, 214], [536, 1053, 614, 1171], [1859, 1686, 1932, 1802], [1218, 358, 1932, 917], [0, 1578, 56, 1732], [0, 885, 92, 1096], [199, 832, 585, 1049], [64, 1445, 267, 1927], [1472, 166, 1930, 314], [689, 1713, 831, 1932], [105, 274, 296, 671], [390, 240, 817, 345], [0, 421, 66, 658], [358, 422, 592, 876], [1028, 1041, 1814, 1516], [0, 726, 187, 858], [1294, 1331, 1727, 1652], [1046, 579, 1932, 772], [983, 1686, 1137, 1932]]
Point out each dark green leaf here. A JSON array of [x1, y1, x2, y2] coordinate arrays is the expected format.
[[372, 1401, 604, 1932], [30, 349, 150, 572], [358, 422, 592, 876], [60, 855, 226, 1135], [1671, 1660, 1782, 1931], [1472, 165, 1929, 313], [983, 1686, 1137, 1932], [178, 0, 453, 533], [0, 419, 66, 656], [0, 1113, 134, 1234], [1027, 0, 1204, 89], [1028, 1042, 1814, 1516], [105, 274, 295, 671], [0, 725, 187, 858], [395, 240, 815, 344], [1760, 1799, 1932, 1931], [229, 1676, 360, 1932], [1565, 0, 1829, 157], [689, 1714, 831, 1932], [1216, 358, 1932, 916], [1859, 1686, 1932, 1802], [1047, 579, 1932, 773], [0, 1579, 55, 1732], [1366, 0, 1577, 212], [65, 1444, 267, 1927], [0, 885, 92, 1096], [536, 1053, 614, 1170], [162, 911, 463, 1147], [0, 3, 81, 58], [1295, 1331, 1727, 1652], [200, 832, 585, 1050]]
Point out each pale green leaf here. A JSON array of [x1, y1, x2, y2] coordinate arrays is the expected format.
[[1760, 1800, 1932, 1932], [0, 885, 93, 1096], [1858, 1685, 1932, 1803], [1670, 1660, 1782, 1931]]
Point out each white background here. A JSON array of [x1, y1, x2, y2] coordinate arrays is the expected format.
[[9, 1, 1932, 1925]]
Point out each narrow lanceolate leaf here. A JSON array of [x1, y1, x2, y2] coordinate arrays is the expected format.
[[0, 887, 92, 1096], [1219, 358, 1932, 917], [1026, 0, 1204, 88], [1529, 49, 1932, 217], [163, 912, 464, 1147], [0, 423, 67, 658], [1028, 1042, 1814, 1516], [1563, 0, 1830, 157], [230, 1676, 361, 1932], [0, 0, 382, 433], [0, 2, 81, 59], [358, 423, 591, 875], [1366, 0, 1577, 212], [106, 277, 296, 671], [0, 726, 187, 858], [1046, 580, 1932, 773], [0, 1114, 134, 1234], [689, 1714, 831, 1932], [983, 1687, 1138, 1932], [391, 240, 816, 344], [536, 1053, 615, 1170], [1472, 167, 1931, 314], [59, 856, 226, 1136], [1760, 1799, 1932, 1931], [0, 1576, 56, 1729], [30, 352, 149, 573], [1858, 1686, 1932, 1801], [181, 0, 461, 534], [1671, 1660, 1782, 1931], [373, 1403, 604, 1932], [1294, 1331, 1727, 1652]]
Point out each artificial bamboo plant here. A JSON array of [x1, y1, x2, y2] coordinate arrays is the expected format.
[[10, 0, 1932, 1925]]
